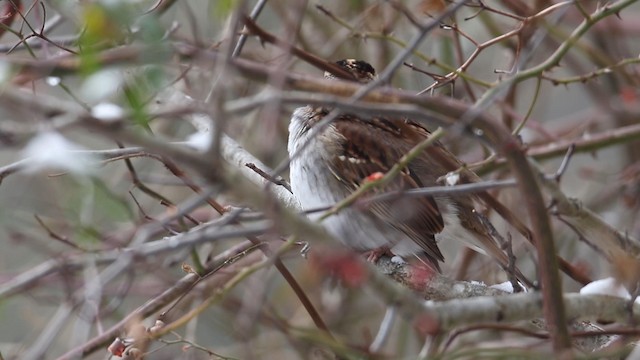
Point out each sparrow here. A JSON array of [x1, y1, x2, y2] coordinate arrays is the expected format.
[[288, 59, 523, 280]]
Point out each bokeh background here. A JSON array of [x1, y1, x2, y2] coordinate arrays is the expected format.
[[0, 0, 639, 358]]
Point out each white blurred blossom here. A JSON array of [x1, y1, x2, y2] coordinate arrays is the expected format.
[[22, 132, 96, 174], [186, 130, 211, 152], [46, 76, 62, 86], [80, 69, 124, 103], [91, 102, 124, 122]]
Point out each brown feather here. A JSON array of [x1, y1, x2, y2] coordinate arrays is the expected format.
[[327, 114, 447, 262]]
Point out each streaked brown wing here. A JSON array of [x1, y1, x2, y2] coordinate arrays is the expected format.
[[328, 115, 445, 261]]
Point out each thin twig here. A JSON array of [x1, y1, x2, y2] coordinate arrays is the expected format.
[[34, 214, 85, 250], [245, 162, 292, 193]]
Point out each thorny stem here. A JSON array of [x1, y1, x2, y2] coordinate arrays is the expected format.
[[476, 0, 638, 108]]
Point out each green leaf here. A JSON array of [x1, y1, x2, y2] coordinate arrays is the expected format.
[[214, 0, 238, 19]]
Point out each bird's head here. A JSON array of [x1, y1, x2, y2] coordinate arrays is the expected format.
[[324, 59, 377, 83]]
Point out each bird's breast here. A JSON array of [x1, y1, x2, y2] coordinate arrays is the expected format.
[[288, 107, 347, 212]]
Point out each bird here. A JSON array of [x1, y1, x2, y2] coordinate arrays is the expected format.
[[287, 59, 524, 281]]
